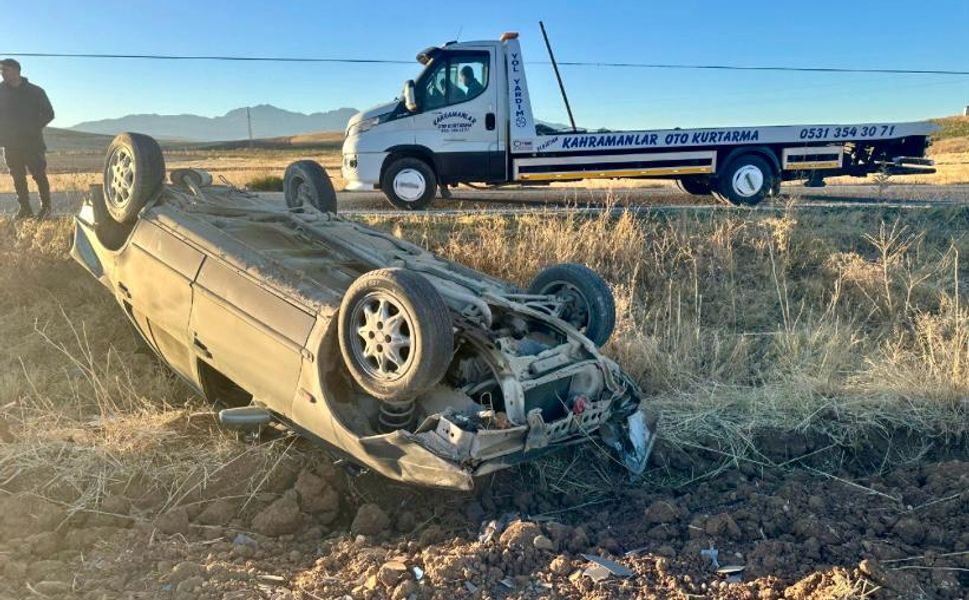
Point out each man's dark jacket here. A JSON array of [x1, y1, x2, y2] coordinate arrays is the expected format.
[[0, 77, 54, 150]]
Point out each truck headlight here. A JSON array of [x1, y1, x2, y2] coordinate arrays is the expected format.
[[347, 116, 381, 137]]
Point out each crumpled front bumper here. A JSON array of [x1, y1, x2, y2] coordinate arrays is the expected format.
[[341, 399, 656, 491]]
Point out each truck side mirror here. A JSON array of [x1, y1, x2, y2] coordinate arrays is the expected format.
[[403, 80, 418, 113]]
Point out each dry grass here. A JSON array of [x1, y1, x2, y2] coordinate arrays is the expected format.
[[0, 150, 346, 193], [0, 219, 296, 517], [366, 202, 969, 456], [1, 202, 967, 515]]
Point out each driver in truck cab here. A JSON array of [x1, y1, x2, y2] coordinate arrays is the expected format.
[[459, 65, 483, 98]]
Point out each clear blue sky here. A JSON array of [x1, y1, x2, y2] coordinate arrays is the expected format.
[[4, 0, 968, 130]]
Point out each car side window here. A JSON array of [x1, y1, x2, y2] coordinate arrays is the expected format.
[[418, 52, 489, 112]]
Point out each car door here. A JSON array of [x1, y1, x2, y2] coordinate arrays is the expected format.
[[189, 258, 316, 412], [113, 220, 204, 382], [412, 48, 504, 182]]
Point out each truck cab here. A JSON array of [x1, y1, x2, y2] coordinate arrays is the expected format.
[[343, 32, 936, 209], [342, 39, 510, 207]]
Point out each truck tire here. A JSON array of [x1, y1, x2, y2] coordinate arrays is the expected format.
[[528, 263, 616, 346], [284, 160, 337, 213], [717, 154, 774, 206], [676, 176, 713, 196], [382, 157, 437, 210], [338, 268, 454, 402], [102, 133, 166, 224]]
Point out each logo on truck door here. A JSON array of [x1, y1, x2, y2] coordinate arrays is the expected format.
[[433, 111, 477, 134]]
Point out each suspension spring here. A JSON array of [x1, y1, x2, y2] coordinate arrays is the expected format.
[[378, 398, 415, 432]]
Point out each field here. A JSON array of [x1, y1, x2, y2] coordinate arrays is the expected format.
[[6, 117, 969, 198], [1, 197, 968, 599]]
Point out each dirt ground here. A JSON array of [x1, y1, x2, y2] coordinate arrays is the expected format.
[[2, 427, 967, 600], [2, 201, 968, 599]]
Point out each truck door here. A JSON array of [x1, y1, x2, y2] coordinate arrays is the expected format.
[[413, 49, 504, 182]]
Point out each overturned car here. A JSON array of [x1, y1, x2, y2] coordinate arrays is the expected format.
[[72, 133, 655, 490]]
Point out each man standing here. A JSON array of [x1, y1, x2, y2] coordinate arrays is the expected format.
[[0, 59, 54, 220]]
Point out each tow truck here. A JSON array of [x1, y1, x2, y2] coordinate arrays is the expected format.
[[341, 31, 936, 209]]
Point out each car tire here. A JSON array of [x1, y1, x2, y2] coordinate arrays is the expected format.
[[284, 160, 337, 213], [528, 263, 616, 346], [716, 154, 775, 206], [102, 132, 166, 224], [382, 157, 436, 210], [170, 168, 213, 188], [676, 176, 713, 196], [338, 268, 454, 401]]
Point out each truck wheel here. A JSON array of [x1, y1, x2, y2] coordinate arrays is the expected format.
[[382, 157, 437, 210], [717, 155, 774, 206], [103, 133, 166, 224], [528, 263, 616, 346], [338, 268, 454, 401], [284, 160, 337, 213], [676, 176, 713, 196]]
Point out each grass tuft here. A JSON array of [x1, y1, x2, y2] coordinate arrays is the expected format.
[[246, 175, 284, 191]]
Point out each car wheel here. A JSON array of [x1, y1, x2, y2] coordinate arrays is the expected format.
[[676, 176, 713, 196], [338, 268, 454, 401], [170, 168, 213, 188], [717, 154, 775, 206], [284, 160, 337, 213], [102, 133, 166, 224], [528, 263, 616, 346], [382, 157, 436, 210]]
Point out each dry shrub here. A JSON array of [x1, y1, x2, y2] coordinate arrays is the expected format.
[[372, 202, 969, 455], [2, 203, 967, 507], [0, 219, 293, 516]]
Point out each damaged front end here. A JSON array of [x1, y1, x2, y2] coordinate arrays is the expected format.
[[373, 293, 656, 485]]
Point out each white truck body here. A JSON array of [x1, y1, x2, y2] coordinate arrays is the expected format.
[[342, 33, 936, 208]]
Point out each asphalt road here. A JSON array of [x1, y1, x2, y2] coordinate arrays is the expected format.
[[2, 183, 968, 218]]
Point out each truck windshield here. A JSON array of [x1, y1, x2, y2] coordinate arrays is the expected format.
[[415, 52, 489, 112]]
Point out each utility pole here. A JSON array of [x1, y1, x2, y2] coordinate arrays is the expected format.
[[246, 106, 254, 149], [539, 21, 577, 133]]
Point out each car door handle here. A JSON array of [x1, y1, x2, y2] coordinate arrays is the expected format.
[[118, 282, 132, 299], [193, 337, 213, 359], [485, 113, 496, 130]]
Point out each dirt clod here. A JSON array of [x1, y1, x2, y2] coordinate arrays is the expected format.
[[196, 498, 240, 526], [350, 503, 390, 537], [533, 534, 555, 551], [378, 560, 409, 587], [154, 507, 189, 535], [892, 516, 924, 545], [645, 499, 680, 524], [499, 520, 542, 549], [294, 469, 340, 522], [251, 491, 303, 536]]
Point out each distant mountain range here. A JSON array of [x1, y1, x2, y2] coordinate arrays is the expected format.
[[69, 104, 358, 142]]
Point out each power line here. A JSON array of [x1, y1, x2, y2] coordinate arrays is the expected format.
[[0, 52, 412, 64], [556, 61, 969, 76], [2, 51, 968, 76]]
